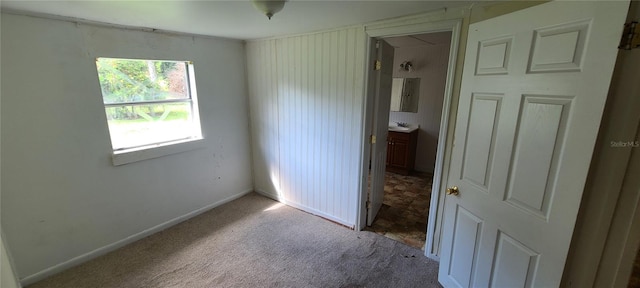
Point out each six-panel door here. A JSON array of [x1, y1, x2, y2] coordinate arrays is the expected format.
[[438, 1, 629, 287]]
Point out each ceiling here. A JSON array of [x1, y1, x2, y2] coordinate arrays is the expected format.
[[0, 1, 473, 40], [384, 31, 452, 47]]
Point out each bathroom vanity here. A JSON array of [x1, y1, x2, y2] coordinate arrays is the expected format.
[[386, 127, 418, 175]]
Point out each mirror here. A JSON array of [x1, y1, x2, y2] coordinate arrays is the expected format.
[[390, 78, 420, 113]]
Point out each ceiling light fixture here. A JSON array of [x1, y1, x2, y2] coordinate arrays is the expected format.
[[252, 0, 286, 20]]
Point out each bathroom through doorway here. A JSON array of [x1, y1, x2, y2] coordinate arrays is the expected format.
[[365, 31, 452, 250]]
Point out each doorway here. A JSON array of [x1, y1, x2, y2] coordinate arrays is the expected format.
[[365, 32, 452, 250], [357, 18, 462, 259]]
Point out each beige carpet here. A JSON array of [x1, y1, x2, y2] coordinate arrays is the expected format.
[[28, 193, 441, 288]]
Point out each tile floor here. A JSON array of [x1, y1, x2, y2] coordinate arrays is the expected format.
[[365, 171, 432, 250]]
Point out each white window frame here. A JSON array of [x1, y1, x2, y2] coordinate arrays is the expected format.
[[96, 58, 205, 165]]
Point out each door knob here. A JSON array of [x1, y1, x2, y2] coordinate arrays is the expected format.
[[446, 186, 459, 196]]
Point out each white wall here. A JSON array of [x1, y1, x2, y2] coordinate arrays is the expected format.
[[1, 18, 21, 286], [246, 27, 367, 227], [1, 13, 253, 282], [388, 39, 451, 173]]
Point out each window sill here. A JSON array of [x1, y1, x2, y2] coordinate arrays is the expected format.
[[111, 138, 205, 166]]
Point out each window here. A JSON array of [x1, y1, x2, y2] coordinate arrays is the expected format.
[[95, 58, 202, 155]]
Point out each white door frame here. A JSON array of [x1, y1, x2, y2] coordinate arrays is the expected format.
[[356, 17, 462, 260], [597, 143, 640, 287]]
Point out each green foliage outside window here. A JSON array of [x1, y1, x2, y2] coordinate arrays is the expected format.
[[96, 58, 188, 120]]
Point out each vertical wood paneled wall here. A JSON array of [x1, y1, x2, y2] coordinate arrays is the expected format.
[[246, 27, 367, 226]]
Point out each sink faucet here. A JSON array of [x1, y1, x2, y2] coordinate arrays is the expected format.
[[396, 122, 408, 127]]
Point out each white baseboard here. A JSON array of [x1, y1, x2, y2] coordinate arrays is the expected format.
[[20, 189, 253, 286], [254, 189, 355, 229], [253, 188, 276, 198]]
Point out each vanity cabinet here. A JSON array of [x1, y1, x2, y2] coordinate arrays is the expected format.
[[386, 130, 418, 175]]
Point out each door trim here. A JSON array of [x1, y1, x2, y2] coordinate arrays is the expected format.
[[597, 138, 640, 287], [356, 17, 462, 261]]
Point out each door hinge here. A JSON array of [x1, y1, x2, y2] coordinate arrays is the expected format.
[[370, 135, 377, 144], [366, 200, 372, 209], [619, 21, 640, 50], [374, 60, 381, 71]]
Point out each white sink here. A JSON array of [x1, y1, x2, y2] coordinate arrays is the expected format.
[[388, 125, 418, 133], [389, 126, 410, 131]]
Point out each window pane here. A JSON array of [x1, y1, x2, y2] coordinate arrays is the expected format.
[[105, 103, 197, 150], [96, 58, 189, 104]]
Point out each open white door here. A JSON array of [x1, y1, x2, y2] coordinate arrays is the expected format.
[[367, 40, 394, 226], [438, 1, 629, 287]]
